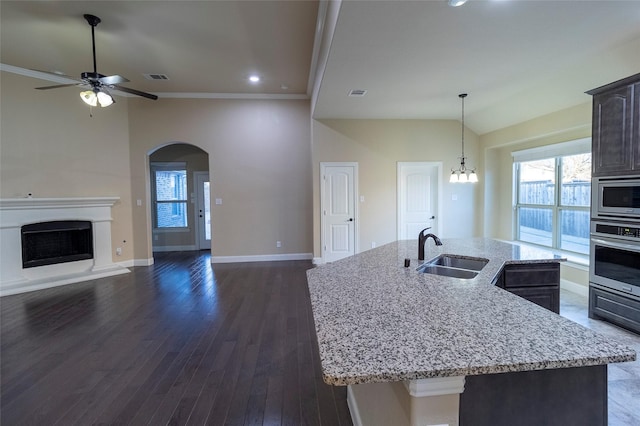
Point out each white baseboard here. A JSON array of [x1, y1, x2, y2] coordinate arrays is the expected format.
[[117, 258, 154, 267], [211, 253, 313, 264], [134, 258, 154, 266], [561, 278, 589, 297], [117, 259, 134, 268], [153, 245, 197, 252]]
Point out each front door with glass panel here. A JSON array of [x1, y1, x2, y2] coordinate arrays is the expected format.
[[195, 171, 211, 250]]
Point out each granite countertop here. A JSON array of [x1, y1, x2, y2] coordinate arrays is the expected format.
[[306, 238, 636, 386]]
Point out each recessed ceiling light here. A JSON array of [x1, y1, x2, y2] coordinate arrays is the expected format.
[[448, 0, 468, 6], [249, 75, 260, 83]]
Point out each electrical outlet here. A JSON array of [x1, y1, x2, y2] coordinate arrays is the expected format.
[[116, 247, 122, 256], [276, 241, 282, 248], [371, 242, 376, 248]]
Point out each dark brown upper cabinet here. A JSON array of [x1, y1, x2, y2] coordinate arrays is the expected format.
[[587, 74, 640, 177]]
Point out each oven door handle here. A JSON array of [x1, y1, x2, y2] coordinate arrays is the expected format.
[[591, 237, 640, 253]]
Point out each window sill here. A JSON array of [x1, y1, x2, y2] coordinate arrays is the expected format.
[[496, 239, 589, 270]]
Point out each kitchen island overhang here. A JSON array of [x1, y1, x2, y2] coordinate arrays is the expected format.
[[306, 238, 636, 426]]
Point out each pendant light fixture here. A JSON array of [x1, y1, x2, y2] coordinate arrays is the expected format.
[[450, 93, 478, 183]]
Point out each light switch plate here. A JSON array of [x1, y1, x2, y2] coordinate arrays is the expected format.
[[215, 198, 222, 205]]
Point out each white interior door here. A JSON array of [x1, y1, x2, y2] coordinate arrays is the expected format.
[[321, 163, 357, 263], [194, 171, 211, 250], [397, 162, 440, 240]]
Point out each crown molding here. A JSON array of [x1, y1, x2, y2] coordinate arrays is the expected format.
[[153, 92, 309, 100]]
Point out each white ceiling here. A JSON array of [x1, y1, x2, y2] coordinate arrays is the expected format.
[[2, 0, 640, 135]]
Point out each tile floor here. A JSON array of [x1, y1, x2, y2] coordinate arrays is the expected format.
[[560, 289, 640, 425]]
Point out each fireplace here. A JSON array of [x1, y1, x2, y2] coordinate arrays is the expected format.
[[22, 221, 94, 268], [0, 197, 129, 296]]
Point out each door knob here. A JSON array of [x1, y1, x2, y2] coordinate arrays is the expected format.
[[348, 218, 354, 222]]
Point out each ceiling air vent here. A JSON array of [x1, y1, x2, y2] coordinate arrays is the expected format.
[[143, 73, 169, 80], [348, 89, 367, 97]]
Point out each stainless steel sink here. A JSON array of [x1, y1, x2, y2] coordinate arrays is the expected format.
[[418, 265, 479, 279], [417, 254, 489, 279], [428, 255, 488, 271]]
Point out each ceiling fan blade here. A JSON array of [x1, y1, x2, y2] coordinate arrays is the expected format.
[[112, 85, 158, 100], [30, 68, 78, 80], [99, 75, 129, 85], [35, 83, 83, 90]]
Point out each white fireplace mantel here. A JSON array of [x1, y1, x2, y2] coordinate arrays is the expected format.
[[0, 197, 129, 296]]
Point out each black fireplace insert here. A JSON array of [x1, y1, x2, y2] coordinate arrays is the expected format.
[[21, 221, 93, 268]]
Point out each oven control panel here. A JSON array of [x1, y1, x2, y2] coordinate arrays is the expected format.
[[595, 223, 640, 239]]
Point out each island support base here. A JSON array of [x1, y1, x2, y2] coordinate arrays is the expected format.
[[347, 365, 607, 426], [347, 376, 465, 426]]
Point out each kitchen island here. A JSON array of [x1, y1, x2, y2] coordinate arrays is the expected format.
[[306, 238, 636, 426]]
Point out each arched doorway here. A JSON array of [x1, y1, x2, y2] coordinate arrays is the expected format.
[[148, 143, 210, 252]]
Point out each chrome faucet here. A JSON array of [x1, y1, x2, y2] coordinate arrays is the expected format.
[[418, 227, 442, 260]]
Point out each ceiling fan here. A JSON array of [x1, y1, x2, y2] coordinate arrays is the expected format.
[[35, 14, 158, 107]]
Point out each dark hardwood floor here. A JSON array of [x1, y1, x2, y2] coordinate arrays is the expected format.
[[1, 252, 352, 425]]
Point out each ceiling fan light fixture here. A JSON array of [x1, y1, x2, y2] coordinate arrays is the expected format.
[[80, 89, 98, 107], [35, 14, 158, 104], [80, 88, 114, 108], [96, 89, 114, 107]]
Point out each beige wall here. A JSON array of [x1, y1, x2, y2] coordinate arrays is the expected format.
[[311, 119, 481, 258], [479, 101, 593, 287], [127, 97, 312, 260], [0, 72, 135, 262], [149, 143, 209, 249], [479, 102, 592, 240], [1, 68, 595, 286]]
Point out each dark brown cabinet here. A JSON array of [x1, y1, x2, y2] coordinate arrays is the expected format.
[[495, 263, 560, 314], [587, 74, 640, 177], [589, 286, 640, 334]]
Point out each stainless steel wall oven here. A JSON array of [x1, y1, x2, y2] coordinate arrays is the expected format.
[[590, 221, 640, 293], [589, 220, 640, 333]]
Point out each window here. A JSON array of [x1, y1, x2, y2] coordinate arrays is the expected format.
[[513, 141, 591, 255], [151, 163, 188, 228]]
